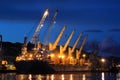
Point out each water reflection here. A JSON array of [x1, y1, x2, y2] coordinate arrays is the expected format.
[[50, 74, 54, 80], [101, 72, 105, 80], [117, 72, 120, 80], [28, 74, 32, 80], [0, 72, 119, 80], [16, 74, 24, 80], [0, 73, 16, 80], [70, 74, 73, 80], [82, 74, 86, 80]]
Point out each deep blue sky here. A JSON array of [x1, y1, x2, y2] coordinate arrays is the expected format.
[[0, 0, 120, 56]]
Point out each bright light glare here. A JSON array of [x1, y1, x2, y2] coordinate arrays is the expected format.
[[44, 9, 49, 17], [51, 75, 55, 80], [59, 55, 65, 58], [61, 74, 64, 80], [101, 72, 105, 80], [82, 54, 86, 58], [41, 24, 43, 27], [101, 58, 105, 63], [50, 54, 55, 57], [82, 74, 86, 80], [70, 74, 73, 80]]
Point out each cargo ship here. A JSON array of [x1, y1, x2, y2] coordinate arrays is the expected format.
[[14, 8, 91, 74]]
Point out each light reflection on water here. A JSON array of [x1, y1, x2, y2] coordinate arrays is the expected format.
[[101, 72, 105, 80], [0, 72, 119, 80], [117, 72, 120, 80]]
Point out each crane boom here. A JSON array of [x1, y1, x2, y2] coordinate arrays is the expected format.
[[63, 30, 75, 51], [71, 32, 82, 53], [44, 9, 58, 45], [59, 29, 74, 64], [76, 34, 88, 60], [31, 8, 49, 43], [53, 25, 66, 49], [78, 34, 88, 53], [59, 29, 74, 58], [67, 32, 82, 64]]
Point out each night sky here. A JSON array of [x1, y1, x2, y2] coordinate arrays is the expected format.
[[0, 0, 120, 56]]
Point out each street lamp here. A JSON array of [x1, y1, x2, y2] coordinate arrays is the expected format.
[[101, 58, 105, 63], [100, 58, 106, 71], [82, 54, 86, 58]]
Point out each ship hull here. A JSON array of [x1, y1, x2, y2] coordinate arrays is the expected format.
[[14, 60, 55, 74], [52, 64, 91, 72]]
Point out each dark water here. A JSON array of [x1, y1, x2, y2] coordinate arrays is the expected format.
[[0, 72, 120, 80]]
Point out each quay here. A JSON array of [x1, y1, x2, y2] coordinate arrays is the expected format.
[[0, 70, 17, 73]]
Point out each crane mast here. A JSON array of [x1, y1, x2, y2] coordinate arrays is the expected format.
[[68, 32, 82, 64], [76, 34, 88, 60], [68, 32, 82, 56], [63, 30, 75, 51], [60, 30, 75, 55], [59, 30, 75, 64], [44, 9, 58, 45], [31, 8, 49, 47], [49, 25, 66, 51], [59, 30, 75, 53], [53, 26, 66, 49]]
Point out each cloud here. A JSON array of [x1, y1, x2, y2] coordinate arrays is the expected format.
[[108, 29, 120, 32], [84, 29, 103, 32]]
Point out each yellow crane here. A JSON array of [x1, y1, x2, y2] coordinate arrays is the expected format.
[[49, 25, 66, 51], [60, 30, 75, 55], [59, 30, 75, 64], [68, 32, 82, 64], [76, 35, 88, 64], [48, 25, 66, 64]]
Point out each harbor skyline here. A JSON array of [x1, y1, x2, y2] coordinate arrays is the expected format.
[[0, 0, 120, 56]]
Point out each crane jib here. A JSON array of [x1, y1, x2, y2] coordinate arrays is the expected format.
[[31, 8, 49, 43]]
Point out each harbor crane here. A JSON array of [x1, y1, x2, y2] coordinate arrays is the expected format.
[[21, 8, 49, 54], [59, 30, 75, 64], [48, 25, 66, 64], [49, 25, 66, 51], [44, 9, 58, 45], [59, 30, 75, 56], [68, 32, 82, 64], [31, 8, 49, 49], [76, 35, 88, 64]]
